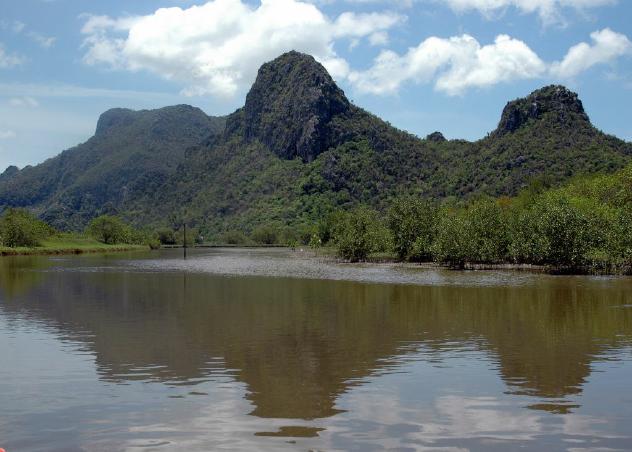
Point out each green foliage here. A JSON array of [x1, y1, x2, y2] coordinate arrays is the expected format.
[[333, 206, 391, 262], [0, 106, 225, 231], [86, 215, 131, 245], [604, 209, 632, 266], [430, 209, 470, 267], [387, 197, 437, 261], [431, 199, 510, 267], [251, 224, 280, 245], [220, 230, 249, 245], [0, 208, 53, 247], [316, 211, 346, 245], [1, 73, 630, 242], [309, 233, 322, 249], [156, 228, 177, 245], [509, 194, 599, 267], [174, 227, 200, 246], [294, 224, 316, 246], [377, 165, 632, 272]]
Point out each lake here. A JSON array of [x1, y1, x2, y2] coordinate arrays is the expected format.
[[1, 248, 632, 451]]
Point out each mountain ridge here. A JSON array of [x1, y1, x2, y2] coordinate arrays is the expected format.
[[1, 51, 630, 235]]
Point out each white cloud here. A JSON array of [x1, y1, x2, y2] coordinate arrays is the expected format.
[[12, 21, 26, 33], [80, 0, 403, 97], [349, 34, 546, 95], [0, 130, 17, 139], [0, 20, 26, 33], [368, 31, 389, 46], [1, 20, 56, 49], [27, 32, 57, 49], [349, 28, 631, 95], [8, 96, 39, 107], [435, 0, 616, 24], [550, 28, 632, 78], [78, 1, 630, 98], [0, 43, 24, 68]]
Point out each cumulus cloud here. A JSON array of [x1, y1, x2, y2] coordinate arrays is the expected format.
[[0, 43, 24, 68], [349, 28, 631, 95], [435, 0, 616, 24], [349, 34, 546, 95], [550, 28, 632, 78], [80, 0, 403, 97], [79, 0, 630, 98]]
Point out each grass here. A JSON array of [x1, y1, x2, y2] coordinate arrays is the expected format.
[[0, 234, 148, 256]]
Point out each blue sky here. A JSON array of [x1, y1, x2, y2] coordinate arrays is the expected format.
[[0, 0, 631, 171]]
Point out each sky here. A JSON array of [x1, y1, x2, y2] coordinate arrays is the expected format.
[[0, 0, 631, 172]]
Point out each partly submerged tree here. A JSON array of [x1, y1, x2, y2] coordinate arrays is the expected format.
[[334, 206, 391, 262], [387, 197, 437, 261]]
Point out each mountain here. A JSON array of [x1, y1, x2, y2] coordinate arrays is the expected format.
[[225, 51, 352, 162], [446, 85, 632, 196], [0, 105, 225, 229], [0, 51, 630, 236]]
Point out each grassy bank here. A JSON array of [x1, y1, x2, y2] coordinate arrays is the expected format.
[[0, 234, 148, 256]]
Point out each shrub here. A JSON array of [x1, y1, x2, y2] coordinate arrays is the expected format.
[[316, 211, 345, 245], [0, 208, 53, 247], [86, 215, 130, 244], [599, 207, 632, 267], [156, 228, 176, 245], [333, 206, 391, 262], [251, 224, 279, 245], [175, 227, 199, 246], [220, 230, 249, 245], [465, 198, 511, 263], [431, 208, 470, 267], [509, 194, 597, 267], [129, 228, 160, 249], [432, 199, 510, 266], [387, 197, 437, 261]]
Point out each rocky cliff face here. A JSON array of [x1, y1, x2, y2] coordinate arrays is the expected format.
[[496, 85, 590, 135], [426, 131, 446, 142], [225, 51, 351, 162]]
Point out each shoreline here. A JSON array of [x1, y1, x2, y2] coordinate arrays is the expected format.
[[307, 249, 630, 276], [2, 244, 629, 276], [0, 244, 148, 257]]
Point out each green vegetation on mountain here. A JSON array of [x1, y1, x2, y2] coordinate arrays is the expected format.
[[0, 51, 630, 243], [0, 105, 225, 230]]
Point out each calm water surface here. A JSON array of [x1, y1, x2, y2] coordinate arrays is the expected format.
[[1, 248, 632, 451]]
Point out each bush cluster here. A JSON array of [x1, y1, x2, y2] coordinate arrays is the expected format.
[[0, 208, 54, 247], [86, 215, 159, 248], [325, 164, 632, 272]]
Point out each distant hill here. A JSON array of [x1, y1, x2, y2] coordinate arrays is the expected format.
[[0, 105, 225, 229], [0, 51, 630, 235]]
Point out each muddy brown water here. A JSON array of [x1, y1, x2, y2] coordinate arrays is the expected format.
[[1, 248, 632, 451]]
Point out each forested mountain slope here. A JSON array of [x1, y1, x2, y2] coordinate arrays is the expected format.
[[0, 51, 630, 236], [0, 105, 225, 229]]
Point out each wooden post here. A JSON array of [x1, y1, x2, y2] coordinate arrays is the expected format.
[[183, 222, 187, 259]]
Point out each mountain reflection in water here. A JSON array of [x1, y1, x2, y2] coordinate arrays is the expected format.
[[1, 249, 631, 451]]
